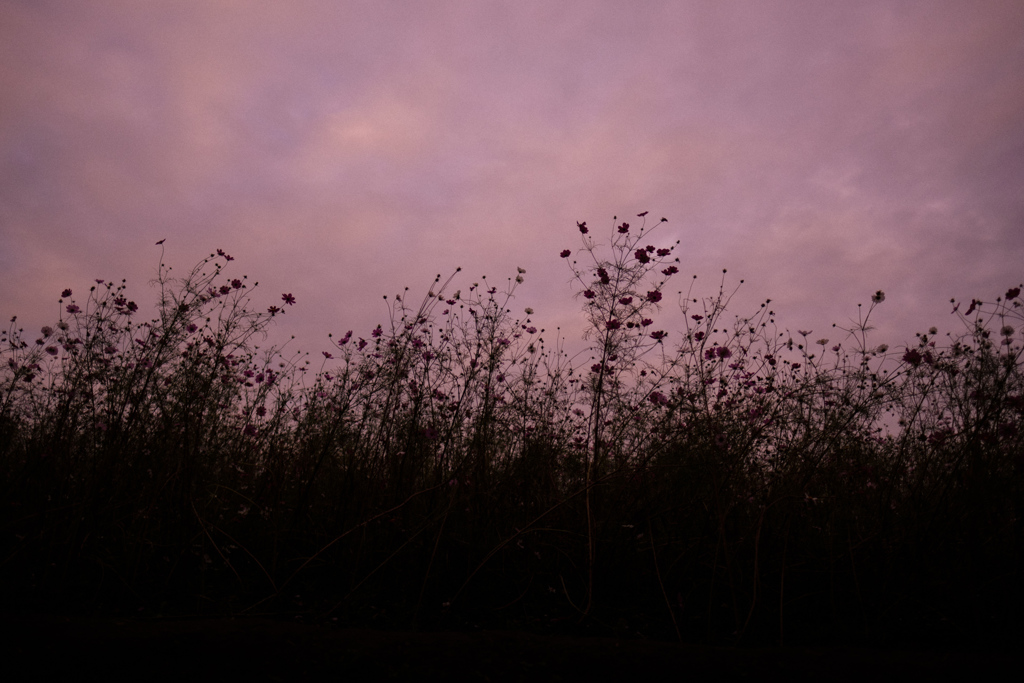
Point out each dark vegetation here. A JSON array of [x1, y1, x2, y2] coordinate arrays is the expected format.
[[2, 216, 1021, 650]]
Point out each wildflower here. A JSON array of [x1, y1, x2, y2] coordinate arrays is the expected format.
[[704, 348, 717, 361], [525, 307, 534, 314], [1006, 287, 1020, 301], [903, 349, 923, 366], [717, 347, 732, 359], [656, 248, 671, 257], [583, 290, 596, 299], [95, 279, 104, 284], [640, 318, 653, 327], [646, 290, 662, 303], [648, 391, 668, 406], [282, 293, 296, 305], [650, 330, 667, 341], [515, 275, 523, 283], [606, 319, 621, 330], [219, 285, 232, 295], [126, 301, 137, 313], [323, 351, 333, 359], [231, 279, 242, 289], [798, 330, 811, 336], [634, 249, 650, 264], [618, 297, 633, 305], [577, 221, 588, 234], [526, 326, 537, 334], [560, 249, 572, 258], [662, 265, 678, 275], [591, 363, 603, 373], [41, 326, 53, 338], [597, 268, 610, 284], [217, 249, 234, 261], [242, 424, 257, 436], [66, 304, 80, 314], [691, 315, 703, 321], [45, 346, 58, 356], [618, 222, 629, 233], [1001, 325, 1014, 337], [61, 289, 72, 298], [876, 344, 888, 353], [929, 327, 937, 335], [517, 267, 526, 274], [267, 306, 280, 315], [872, 290, 885, 304], [817, 339, 829, 346]]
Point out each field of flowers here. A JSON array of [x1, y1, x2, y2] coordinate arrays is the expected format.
[[2, 216, 1021, 649]]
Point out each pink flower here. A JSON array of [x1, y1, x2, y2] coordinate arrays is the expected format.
[[323, 351, 333, 359], [634, 249, 650, 264], [606, 319, 621, 330], [45, 346, 58, 356], [231, 279, 242, 289], [717, 347, 732, 359], [656, 248, 671, 257], [219, 285, 232, 295], [650, 330, 667, 340], [577, 221, 588, 234], [267, 306, 280, 315], [61, 289, 72, 298], [662, 266, 678, 276], [66, 304, 79, 314], [560, 249, 572, 258], [640, 318, 653, 327], [583, 290, 596, 299], [217, 249, 234, 261], [282, 293, 296, 306], [618, 297, 633, 305], [526, 326, 537, 334], [618, 222, 629, 234], [187, 323, 198, 333], [1007, 287, 1021, 301], [646, 290, 662, 303]]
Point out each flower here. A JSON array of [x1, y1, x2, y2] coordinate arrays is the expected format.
[[640, 318, 653, 327], [606, 319, 621, 330], [526, 326, 537, 334], [662, 266, 678, 276], [217, 249, 234, 261], [577, 221, 588, 234], [618, 297, 633, 305], [267, 306, 280, 315], [515, 275, 523, 283], [618, 222, 629, 233], [798, 330, 811, 336], [583, 290, 596, 299], [525, 307, 534, 314], [903, 349, 923, 366], [1007, 287, 1021, 301], [517, 267, 526, 274], [560, 249, 571, 258], [219, 285, 232, 295], [66, 304, 79, 314], [41, 326, 53, 338], [61, 289, 72, 298], [231, 279, 242, 289], [45, 346, 58, 356], [656, 248, 671, 257], [717, 347, 732, 359], [817, 339, 829, 346], [282, 293, 296, 305], [648, 391, 668, 406], [650, 330, 667, 340], [634, 249, 650, 264], [646, 290, 662, 303], [323, 351, 333, 359], [186, 323, 198, 333], [872, 290, 885, 304], [1001, 325, 1015, 337]]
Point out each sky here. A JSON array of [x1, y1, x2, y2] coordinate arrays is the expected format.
[[2, 1, 1022, 370]]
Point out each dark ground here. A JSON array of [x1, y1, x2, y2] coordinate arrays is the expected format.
[[5, 612, 1018, 681]]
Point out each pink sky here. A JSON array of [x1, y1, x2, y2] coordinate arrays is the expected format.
[[2, 1, 1022, 366]]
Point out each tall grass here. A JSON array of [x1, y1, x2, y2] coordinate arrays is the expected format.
[[2, 219, 1021, 649]]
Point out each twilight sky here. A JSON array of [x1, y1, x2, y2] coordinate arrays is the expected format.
[[2, 1, 1022, 367]]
